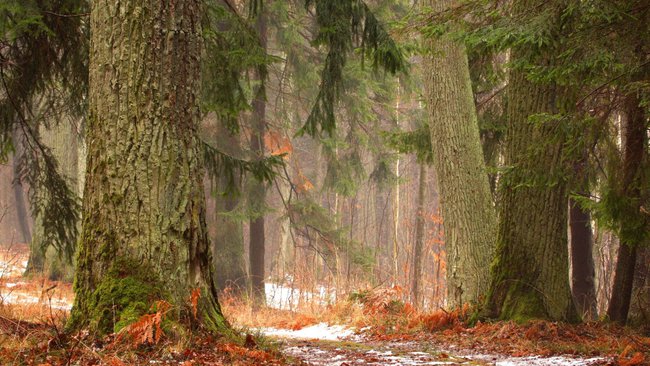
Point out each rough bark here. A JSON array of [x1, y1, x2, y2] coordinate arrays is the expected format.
[[607, 94, 647, 324], [569, 197, 597, 319], [483, 6, 578, 319], [411, 163, 426, 308], [423, 0, 497, 307], [249, 8, 268, 308], [69, 0, 227, 334]]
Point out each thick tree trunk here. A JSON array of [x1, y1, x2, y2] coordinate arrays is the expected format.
[[607, 94, 647, 324], [569, 197, 597, 319], [423, 0, 497, 307], [483, 4, 577, 319], [411, 163, 426, 308], [249, 8, 268, 309], [69, 0, 226, 334]]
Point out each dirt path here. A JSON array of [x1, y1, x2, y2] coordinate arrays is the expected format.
[[278, 338, 484, 365], [260, 325, 609, 366]]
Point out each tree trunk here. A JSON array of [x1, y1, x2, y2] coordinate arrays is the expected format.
[[276, 179, 294, 279], [69, 0, 226, 334], [212, 177, 246, 292], [569, 197, 597, 319], [629, 246, 649, 330], [423, 0, 497, 307], [201, 114, 246, 293], [25, 121, 78, 280], [607, 94, 647, 324], [249, 8, 268, 309], [411, 163, 426, 308], [483, 3, 577, 320], [10, 125, 32, 245]]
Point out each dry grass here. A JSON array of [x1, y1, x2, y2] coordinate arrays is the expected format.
[[0, 244, 73, 324], [224, 284, 650, 365], [0, 246, 289, 365], [1, 243, 647, 365]]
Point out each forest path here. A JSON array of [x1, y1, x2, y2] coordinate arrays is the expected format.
[[276, 337, 484, 365], [259, 325, 608, 366]]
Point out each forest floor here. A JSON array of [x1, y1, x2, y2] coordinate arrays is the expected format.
[[1, 245, 649, 365]]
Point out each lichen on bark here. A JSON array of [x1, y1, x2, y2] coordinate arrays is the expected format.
[[422, 0, 497, 307], [69, 0, 228, 335]]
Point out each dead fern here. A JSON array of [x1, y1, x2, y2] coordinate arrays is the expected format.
[[115, 300, 172, 347], [190, 288, 201, 319]]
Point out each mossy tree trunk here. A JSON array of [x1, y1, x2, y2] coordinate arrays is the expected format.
[[483, 1, 577, 322], [69, 0, 227, 334], [423, 0, 497, 307]]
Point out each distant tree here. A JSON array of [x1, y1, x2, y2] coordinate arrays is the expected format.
[[607, 93, 648, 324], [0, 0, 86, 262], [249, 5, 268, 309], [25, 119, 79, 281]]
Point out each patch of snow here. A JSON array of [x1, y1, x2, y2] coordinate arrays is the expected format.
[[0, 258, 28, 278], [465, 353, 607, 366], [264, 282, 337, 311], [494, 356, 606, 366], [0, 291, 72, 311], [260, 322, 354, 341]]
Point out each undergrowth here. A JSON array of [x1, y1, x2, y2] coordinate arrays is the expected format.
[[0, 298, 288, 366], [222, 284, 650, 365], [0, 249, 286, 365]]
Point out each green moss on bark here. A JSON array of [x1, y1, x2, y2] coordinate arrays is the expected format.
[[70, 258, 169, 334]]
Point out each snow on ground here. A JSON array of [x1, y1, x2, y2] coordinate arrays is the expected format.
[[0, 259, 28, 278], [260, 323, 355, 341], [437, 344, 608, 365], [282, 344, 465, 365], [0, 290, 72, 311], [259, 283, 609, 366], [265, 282, 336, 310], [0, 247, 73, 311], [277, 339, 609, 366], [261, 329, 609, 366], [489, 356, 606, 366]]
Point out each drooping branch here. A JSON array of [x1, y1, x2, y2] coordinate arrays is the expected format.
[[299, 0, 407, 137]]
